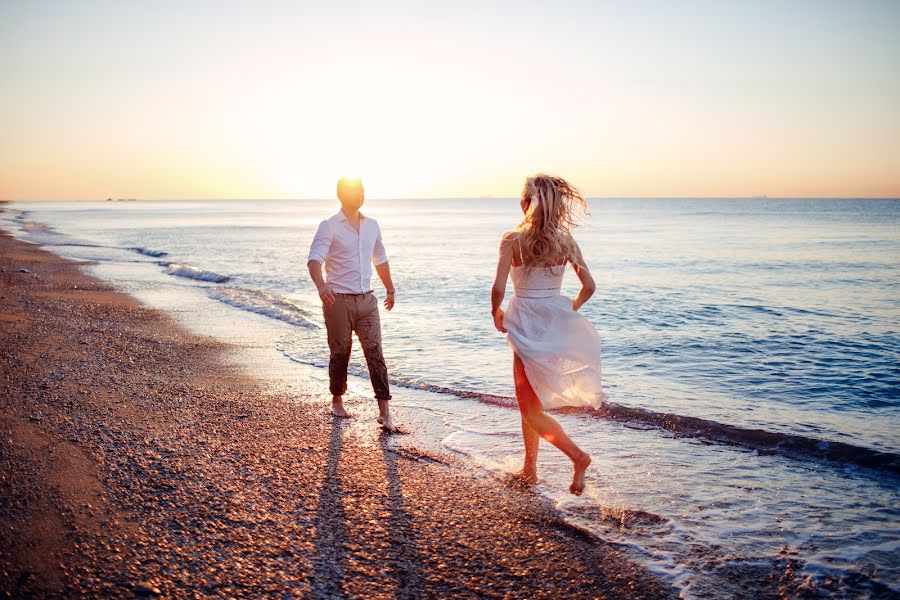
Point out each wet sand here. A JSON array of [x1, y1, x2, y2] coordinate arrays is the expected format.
[[0, 223, 673, 598]]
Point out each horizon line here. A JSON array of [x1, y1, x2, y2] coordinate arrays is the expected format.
[[3, 195, 900, 203]]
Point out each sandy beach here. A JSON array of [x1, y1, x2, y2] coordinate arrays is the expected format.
[[0, 225, 672, 598]]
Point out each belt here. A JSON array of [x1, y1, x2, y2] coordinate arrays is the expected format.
[[334, 291, 372, 297]]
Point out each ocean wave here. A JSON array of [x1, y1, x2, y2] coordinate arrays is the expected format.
[[16, 220, 168, 259], [19, 221, 111, 249], [470, 390, 900, 475], [130, 246, 168, 258], [583, 403, 900, 476], [382, 375, 900, 475], [276, 343, 518, 406], [277, 344, 900, 475], [208, 287, 318, 329], [161, 262, 230, 283]]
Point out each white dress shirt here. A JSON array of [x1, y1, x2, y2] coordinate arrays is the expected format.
[[307, 210, 389, 294]]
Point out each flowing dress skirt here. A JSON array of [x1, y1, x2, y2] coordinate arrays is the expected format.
[[504, 294, 607, 409]]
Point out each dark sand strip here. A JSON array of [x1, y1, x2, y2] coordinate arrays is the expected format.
[[0, 226, 673, 599]]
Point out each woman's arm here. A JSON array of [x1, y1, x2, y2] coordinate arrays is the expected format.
[[491, 234, 514, 332], [570, 241, 596, 311]]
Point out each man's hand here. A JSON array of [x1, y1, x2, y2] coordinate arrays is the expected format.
[[375, 262, 395, 311], [318, 285, 336, 305], [493, 308, 507, 333]]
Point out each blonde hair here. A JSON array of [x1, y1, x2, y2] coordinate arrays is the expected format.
[[512, 174, 587, 270]]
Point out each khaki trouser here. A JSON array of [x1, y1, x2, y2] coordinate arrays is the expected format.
[[322, 292, 391, 401]]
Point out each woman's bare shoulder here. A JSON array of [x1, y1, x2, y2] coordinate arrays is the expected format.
[[499, 230, 520, 246]]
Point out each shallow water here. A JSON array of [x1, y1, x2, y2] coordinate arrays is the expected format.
[[4, 198, 899, 598]]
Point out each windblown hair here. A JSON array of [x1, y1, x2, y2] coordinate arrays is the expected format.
[[512, 174, 587, 271]]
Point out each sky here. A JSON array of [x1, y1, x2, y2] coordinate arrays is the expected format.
[[1, 0, 899, 200]]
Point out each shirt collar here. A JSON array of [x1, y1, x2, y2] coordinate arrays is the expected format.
[[335, 210, 365, 222]]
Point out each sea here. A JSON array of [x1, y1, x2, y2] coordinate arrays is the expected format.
[[3, 198, 898, 598]]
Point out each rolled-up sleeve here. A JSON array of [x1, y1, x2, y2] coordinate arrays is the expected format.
[[307, 220, 331, 264], [372, 227, 388, 266]]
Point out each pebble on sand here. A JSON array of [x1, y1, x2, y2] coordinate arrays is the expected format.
[[132, 580, 162, 596]]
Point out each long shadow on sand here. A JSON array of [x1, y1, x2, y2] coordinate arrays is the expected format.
[[310, 416, 349, 599], [380, 437, 427, 598], [309, 415, 427, 598]]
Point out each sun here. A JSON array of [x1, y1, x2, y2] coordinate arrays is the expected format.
[[220, 58, 498, 199]]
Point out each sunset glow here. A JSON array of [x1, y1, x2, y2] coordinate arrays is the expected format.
[[1, 1, 899, 200]]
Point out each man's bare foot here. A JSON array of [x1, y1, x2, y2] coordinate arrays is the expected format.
[[376, 415, 398, 433], [331, 399, 350, 418], [376, 399, 397, 433], [569, 452, 591, 496]]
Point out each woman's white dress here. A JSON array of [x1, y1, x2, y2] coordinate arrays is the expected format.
[[503, 263, 608, 409]]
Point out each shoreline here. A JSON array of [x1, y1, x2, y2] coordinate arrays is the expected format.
[[0, 226, 673, 598]]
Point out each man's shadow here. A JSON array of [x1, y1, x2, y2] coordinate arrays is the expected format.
[[310, 416, 426, 599], [380, 435, 426, 598], [310, 416, 349, 599]]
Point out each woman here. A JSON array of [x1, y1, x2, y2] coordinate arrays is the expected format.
[[491, 174, 607, 495]]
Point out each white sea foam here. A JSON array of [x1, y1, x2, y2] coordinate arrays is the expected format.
[[208, 287, 318, 329], [162, 262, 230, 283]]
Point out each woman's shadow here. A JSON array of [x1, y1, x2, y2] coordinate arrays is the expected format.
[[311, 416, 425, 599]]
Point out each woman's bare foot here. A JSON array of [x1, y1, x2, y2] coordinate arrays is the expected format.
[[516, 469, 538, 485], [569, 452, 591, 495]]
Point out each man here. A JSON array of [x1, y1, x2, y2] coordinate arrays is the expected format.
[[307, 177, 397, 432]]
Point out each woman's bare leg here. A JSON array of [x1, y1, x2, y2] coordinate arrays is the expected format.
[[513, 354, 591, 494], [519, 414, 540, 484], [513, 357, 540, 482]]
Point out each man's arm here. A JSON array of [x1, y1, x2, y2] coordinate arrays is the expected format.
[[308, 259, 335, 305], [372, 226, 394, 311], [308, 221, 335, 305], [375, 261, 394, 311]]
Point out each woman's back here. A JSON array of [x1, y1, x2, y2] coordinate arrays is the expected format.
[[508, 233, 570, 267], [510, 262, 565, 299]]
